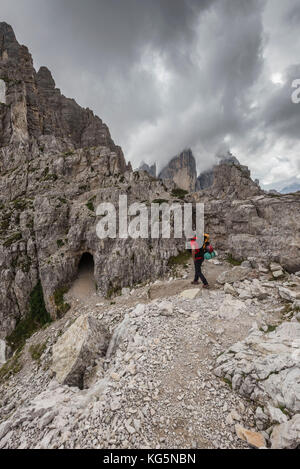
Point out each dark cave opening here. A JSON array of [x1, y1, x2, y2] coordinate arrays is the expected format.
[[78, 252, 95, 275]]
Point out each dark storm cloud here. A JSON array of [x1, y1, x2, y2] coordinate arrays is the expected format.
[[261, 65, 300, 139], [0, 0, 299, 187]]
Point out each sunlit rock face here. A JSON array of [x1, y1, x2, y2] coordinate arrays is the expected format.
[[0, 79, 6, 104]]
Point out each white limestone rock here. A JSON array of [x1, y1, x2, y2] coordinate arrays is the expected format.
[[217, 266, 251, 285], [179, 289, 201, 300], [214, 322, 300, 415], [270, 414, 300, 449], [52, 315, 109, 387]]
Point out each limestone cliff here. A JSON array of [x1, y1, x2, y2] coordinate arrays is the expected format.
[[196, 153, 260, 199], [159, 149, 197, 192], [0, 23, 182, 346]]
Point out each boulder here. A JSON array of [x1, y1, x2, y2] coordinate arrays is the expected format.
[[217, 266, 251, 285], [52, 315, 109, 387], [279, 287, 300, 302], [224, 283, 237, 296], [270, 263, 282, 272], [179, 289, 201, 300], [215, 322, 300, 415], [158, 301, 173, 316], [106, 316, 133, 359], [270, 414, 300, 449], [272, 270, 284, 279], [216, 295, 247, 320], [235, 425, 266, 448]]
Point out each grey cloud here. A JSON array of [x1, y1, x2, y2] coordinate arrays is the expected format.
[[0, 0, 299, 187]]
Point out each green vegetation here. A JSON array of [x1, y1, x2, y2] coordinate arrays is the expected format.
[[56, 239, 65, 248], [29, 342, 47, 362], [13, 199, 27, 211], [6, 282, 51, 352], [278, 405, 290, 417], [20, 258, 32, 274], [3, 232, 22, 247], [106, 285, 121, 299], [222, 377, 232, 389], [226, 254, 243, 266], [152, 199, 169, 204], [0, 213, 11, 232], [58, 197, 67, 205], [44, 173, 58, 182], [54, 286, 70, 318], [86, 201, 94, 212], [0, 349, 23, 381], [86, 196, 96, 212], [171, 188, 189, 199], [168, 250, 191, 267]]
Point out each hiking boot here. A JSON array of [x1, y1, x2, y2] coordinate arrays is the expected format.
[[203, 284, 210, 289], [191, 281, 199, 285]]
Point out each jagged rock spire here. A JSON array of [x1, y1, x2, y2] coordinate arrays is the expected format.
[[0, 22, 127, 172]]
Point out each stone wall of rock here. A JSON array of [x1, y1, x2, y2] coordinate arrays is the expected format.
[[193, 192, 300, 273]]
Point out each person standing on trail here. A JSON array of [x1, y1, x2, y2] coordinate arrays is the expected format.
[[190, 234, 209, 288]]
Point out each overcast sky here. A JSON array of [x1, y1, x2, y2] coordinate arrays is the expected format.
[[1, 0, 300, 189]]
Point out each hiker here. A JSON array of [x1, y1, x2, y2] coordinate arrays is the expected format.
[[190, 234, 210, 288]]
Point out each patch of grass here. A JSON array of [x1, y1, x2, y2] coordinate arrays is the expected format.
[[168, 250, 191, 266], [56, 239, 65, 248], [226, 254, 243, 266], [3, 232, 22, 247], [0, 216, 10, 232], [44, 173, 58, 182], [6, 281, 52, 352], [13, 199, 27, 211], [86, 196, 96, 212], [29, 342, 47, 362], [260, 324, 278, 333], [20, 258, 32, 273], [278, 405, 290, 416], [152, 199, 169, 204], [222, 377, 232, 389], [54, 286, 70, 318], [58, 197, 67, 204], [106, 285, 121, 300], [171, 188, 189, 199], [0, 349, 23, 381]]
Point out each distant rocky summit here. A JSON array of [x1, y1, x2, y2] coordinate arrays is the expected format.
[[138, 162, 157, 178], [158, 150, 261, 198], [158, 149, 197, 192]]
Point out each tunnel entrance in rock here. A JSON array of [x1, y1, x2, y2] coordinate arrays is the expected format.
[[78, 252, 95, 275], [68, 253, 96, 301]]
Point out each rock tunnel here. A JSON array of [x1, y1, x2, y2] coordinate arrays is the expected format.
[[69, 252, 97, 300], [78, 252, 95, 276]]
